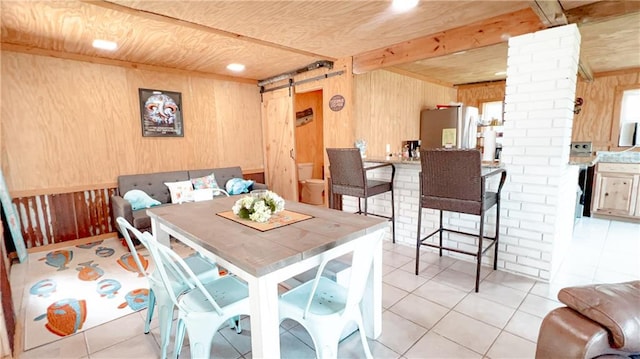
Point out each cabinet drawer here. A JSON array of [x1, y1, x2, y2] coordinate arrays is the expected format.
[[597, 162, 640, 174]]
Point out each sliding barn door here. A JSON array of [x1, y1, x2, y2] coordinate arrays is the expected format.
[[261, 88, 298, 201]]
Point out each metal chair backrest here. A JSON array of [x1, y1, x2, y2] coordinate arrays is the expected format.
[[420, 148, 483, 202], [144, 233, 226, 316], [326, 148, 366, 188], [116, 216, 152, 277]]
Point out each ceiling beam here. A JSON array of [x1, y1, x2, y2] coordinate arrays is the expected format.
[[529, 0, 567, 26], [352, 8, 544, 74], [528, 1, 594, 82], [565, 0, 640, 25], [384, 67, 453, 88], [83, 0, 333, 61]]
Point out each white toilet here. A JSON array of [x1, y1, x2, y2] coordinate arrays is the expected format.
[[297, 162, 325, 205]]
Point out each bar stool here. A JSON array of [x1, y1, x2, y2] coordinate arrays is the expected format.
[[326, 148, 396, 243], [415, 148, 506, 292]]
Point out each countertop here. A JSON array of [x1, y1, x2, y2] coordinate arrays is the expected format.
[[363, 156, 504, 168]]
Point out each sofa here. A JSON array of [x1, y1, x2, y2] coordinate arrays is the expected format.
[[111, 166, 267, 235], [535, 280, 640, 359]]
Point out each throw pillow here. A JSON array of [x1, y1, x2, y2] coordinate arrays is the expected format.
[[164, 180, 194, 203], [123, 189, 161, 210], [225, 178, 254, 195], [192, 188, 214, 202], [191, 173, 220, 190]]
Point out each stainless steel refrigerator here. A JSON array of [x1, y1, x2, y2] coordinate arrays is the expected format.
[[420, 105, 479, 149]]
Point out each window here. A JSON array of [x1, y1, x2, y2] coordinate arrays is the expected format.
[[618, 88, 640, 146], [481, 101, 504, 125]]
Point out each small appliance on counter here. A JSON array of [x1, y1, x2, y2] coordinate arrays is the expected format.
[[403, 140, 421, 158]]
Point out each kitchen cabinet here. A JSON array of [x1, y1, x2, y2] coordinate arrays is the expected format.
[[591, 162, 640, 220]]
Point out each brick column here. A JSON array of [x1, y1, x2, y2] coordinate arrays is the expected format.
[[500, 24, 581, 280]]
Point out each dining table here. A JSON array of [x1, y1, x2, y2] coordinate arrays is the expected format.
[[147, 195, 388, 358]]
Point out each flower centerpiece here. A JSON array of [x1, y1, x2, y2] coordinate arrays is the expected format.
[[232, 190, 285, 223]]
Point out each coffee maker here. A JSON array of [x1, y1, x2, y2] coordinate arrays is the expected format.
[[403, 140, 421, 158]]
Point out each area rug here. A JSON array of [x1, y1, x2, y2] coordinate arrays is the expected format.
[[23, 237, 153, 350]]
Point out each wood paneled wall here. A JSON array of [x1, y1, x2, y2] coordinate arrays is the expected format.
[[354, 70, 457, 157], [573, 70, 640, 151], [456, 71, 640, 152], [295, 90, 324, 179], [1, 51, 264, 196], [456, 81, 506, 109]]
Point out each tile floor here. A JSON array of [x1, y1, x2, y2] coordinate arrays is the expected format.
[[11, 216, 640, 359]]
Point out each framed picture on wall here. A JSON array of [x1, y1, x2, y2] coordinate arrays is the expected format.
[[139, 88, 184, 137]]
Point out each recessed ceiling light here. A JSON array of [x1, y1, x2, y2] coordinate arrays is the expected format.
[[495, 71, 507, 76], [226, 63, 245, 72], [391, 0, 419, 12], [92, 39, 117, 51]]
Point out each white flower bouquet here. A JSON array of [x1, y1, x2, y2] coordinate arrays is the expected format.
[[232, 190, 285, 223]]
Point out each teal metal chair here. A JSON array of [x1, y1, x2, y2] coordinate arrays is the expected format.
[[116, 217, 221, 359], [143, 231, 250, 359], [278, 239, 380, 359]]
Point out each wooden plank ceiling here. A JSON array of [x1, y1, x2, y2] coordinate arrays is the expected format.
[[1, 0, 638, 85]]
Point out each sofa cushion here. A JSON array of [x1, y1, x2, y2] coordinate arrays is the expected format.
[[226, 178, 254, 195], [191, 173, 220, 190], [118, 171, 189, 204], [164, 180, 194, 203], [558, 281, 640, 352], [123, 189, 161, 210]]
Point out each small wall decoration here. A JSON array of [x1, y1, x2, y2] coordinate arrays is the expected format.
[[296, 108, 314, 127], [329, 94, 345, 112], [139, 88, 183, 137]]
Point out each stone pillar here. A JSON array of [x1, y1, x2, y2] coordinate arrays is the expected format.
[[500, 24, 581, 280]]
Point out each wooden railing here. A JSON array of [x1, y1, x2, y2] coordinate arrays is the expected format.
[[8, 171, 266, 251]]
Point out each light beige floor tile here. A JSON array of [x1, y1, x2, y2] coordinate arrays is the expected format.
[[529, 281, 561, 301], [432, 311, 501, 355], [389, 293, 450, 329], [338, 331, 401, 359], [18, 332, 88, 359], [454, 293, 516, 329], [383, 268, 429, 292], [417, 250, 458, 268], [413, 280, 468, 308], [89, 332, 163, 358], [484, 270, 537, 293], [475, 281, 528, 309], [485, 331, 536, 359], [430, 268, 476, 292], [219, 317, 253, 356], [504, 310, 543, 343], [377, 310, 428, 355], [382, 263, 397, 275], [402, 260, 446, 278], [382, 282, 409, 309], [391, 243, 418, 258], [593, 268, 640, 283], [404, 331, 482, 359], [448, 260, 494, 280], [519, 293, 563, 319], [383, 251, 414, 269], [85, 312, 147, 354]]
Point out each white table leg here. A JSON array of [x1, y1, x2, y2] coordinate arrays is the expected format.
[[362, 231, 383, 338], [248, 275, 280, 358], [151, 220, 170, 246]]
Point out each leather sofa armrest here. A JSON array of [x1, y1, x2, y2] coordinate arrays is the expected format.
[[558, 281, 640, 352], [536, 307, 612, 359], [111, 195, 133, 229]]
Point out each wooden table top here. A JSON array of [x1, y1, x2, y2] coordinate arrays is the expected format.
[[147, 196, 388, 277]]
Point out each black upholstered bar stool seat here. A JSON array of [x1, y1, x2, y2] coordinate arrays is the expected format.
[[415, 148, 506, 292], [326, 148, 396, 243]]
